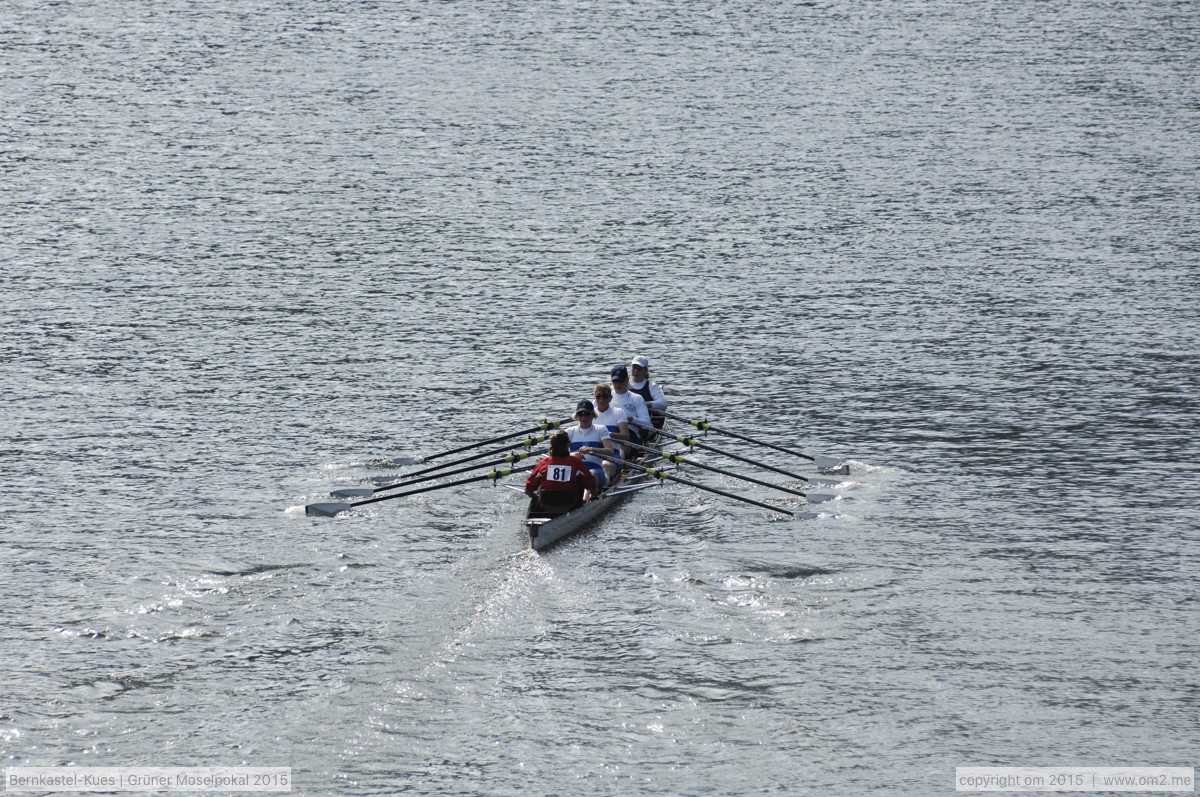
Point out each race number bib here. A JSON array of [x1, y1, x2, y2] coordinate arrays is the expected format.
[[547, 465, 572, 483]]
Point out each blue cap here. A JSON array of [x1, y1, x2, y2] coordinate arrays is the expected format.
[[610, 365, 629, 382]]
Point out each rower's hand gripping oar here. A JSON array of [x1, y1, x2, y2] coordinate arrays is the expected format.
[[661, 411, 844, 472], [331, 435, 555, 498], [593, 453, 798, 517], [306, 465, 536, 517], [621, 439, 839, 503]]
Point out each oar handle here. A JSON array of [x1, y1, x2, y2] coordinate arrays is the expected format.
[[421, 418, 571, 462], [662, 411, 816, 462]]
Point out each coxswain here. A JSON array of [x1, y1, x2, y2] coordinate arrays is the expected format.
[[609, 365, 653, 446], [565, 399, 615, 490], [524, 430, 598, 510], [628, 355, 668, 429]]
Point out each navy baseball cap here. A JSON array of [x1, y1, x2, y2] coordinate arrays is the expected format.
[[610, 365, 629, 382]]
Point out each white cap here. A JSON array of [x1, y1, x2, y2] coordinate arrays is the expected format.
[[630, 355, 650, 369]]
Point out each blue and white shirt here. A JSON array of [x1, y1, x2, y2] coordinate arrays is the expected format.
[[594, 405, 629, 438], [566, 423, 612, 467]]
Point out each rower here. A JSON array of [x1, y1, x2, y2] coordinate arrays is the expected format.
[[609, 365, 653, 447], [524, 430, 597, 511], [591, 382, 632, 459], [628, 355, 668, 429], [565, 399, 615, 491]]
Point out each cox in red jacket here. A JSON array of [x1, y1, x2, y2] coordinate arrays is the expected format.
[[525, 454, 598, 509]]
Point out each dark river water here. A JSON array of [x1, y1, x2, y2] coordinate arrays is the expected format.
[[3, 0, 1197, 794]]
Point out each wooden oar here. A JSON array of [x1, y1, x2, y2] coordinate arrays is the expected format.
[[593, 453, 797, 517], [399, 418, 571, 466], [631, 420, 821, 484], [621, 440, 838, 503], [332, 435, 555, 498], [306, 465, 536, 517], [661, 411, 843, 471]]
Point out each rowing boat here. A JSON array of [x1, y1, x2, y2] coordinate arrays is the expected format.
[[304, 411, 843, 530], [525, 431, 666, 551]]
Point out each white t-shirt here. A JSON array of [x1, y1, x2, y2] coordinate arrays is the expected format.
[[610, 390, 651, 434]]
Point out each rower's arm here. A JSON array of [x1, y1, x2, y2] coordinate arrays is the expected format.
[[648, 382, 669, 411], [638, 398, 653, 427]]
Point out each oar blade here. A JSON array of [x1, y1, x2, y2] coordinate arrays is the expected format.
[[305, 501, 353, 517], [805, 492, 841, 505], [330, 487, 375, 498], [387, 457, 422, 467], [813, 456, 848, 474]]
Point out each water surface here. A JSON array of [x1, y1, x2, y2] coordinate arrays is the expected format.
[[2, 0, 1197, 794]]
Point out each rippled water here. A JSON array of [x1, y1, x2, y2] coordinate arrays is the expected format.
[[3, 0, 1197, 794]]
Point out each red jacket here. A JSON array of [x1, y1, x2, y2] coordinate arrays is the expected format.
[[525, 454, 598, 499]]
